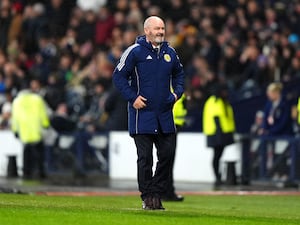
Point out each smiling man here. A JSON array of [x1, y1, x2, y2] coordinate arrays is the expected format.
[[144, 16, 165, 45], [113, 16, 185, 210]]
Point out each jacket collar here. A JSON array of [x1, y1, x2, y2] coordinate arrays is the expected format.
[[136, 35, 168, 50], [17, 89, 32, 96]]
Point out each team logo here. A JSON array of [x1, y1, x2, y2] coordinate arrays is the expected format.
[[164, 54, 171, 62]]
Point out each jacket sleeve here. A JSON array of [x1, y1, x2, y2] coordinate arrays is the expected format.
[[171, 52, 185, 99], [262, 102, 271, 130], [112, 47, 138, 104]]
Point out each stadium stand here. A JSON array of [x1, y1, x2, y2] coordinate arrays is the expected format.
[[1, 0, 300, 184]]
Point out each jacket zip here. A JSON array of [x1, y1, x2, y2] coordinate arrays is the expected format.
[[156, 47, 160, 59]]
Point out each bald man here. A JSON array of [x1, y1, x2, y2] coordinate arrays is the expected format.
[[113, 16, 185, 210]]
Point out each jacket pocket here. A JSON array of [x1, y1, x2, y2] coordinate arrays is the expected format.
[[163, 93, 176, 111]]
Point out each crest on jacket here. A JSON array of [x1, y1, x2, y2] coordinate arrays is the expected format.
[[164, 54, 171, 62]]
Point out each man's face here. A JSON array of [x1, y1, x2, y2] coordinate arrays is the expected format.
[[267, 90, 279, 102], [145, 19, 165, 46]]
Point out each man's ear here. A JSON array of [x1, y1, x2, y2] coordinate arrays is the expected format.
[[144, 28, 149, 35]]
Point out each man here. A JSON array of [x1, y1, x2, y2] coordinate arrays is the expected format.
[[50, 103, 77, 133], [162, 94, 186, 201], [11, 82, 50, 179], [113, 16, 185, 210]]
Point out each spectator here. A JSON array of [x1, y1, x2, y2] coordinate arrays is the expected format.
[[0, 101, 11, 129], [8, 1, 23, 45], [103, 87, 127, 131], [176, 26, 199, 67], [220, 44, 243, 90], [0, 71, 6, 95], [76, 10, 97, 44], [29, 52, 50, 85], [200, 35, 222, 73], [1, 0, 300, 136], [55, 52, 74, 88], [94, 6, 115, 49], [283, 56, 300, 82], [21, 3, 48, 55], [79, 78, 109, 131], [46, 0, 74, 39], [250, 110, 264, 136], [0, 0, 12, 53], [239, 45, 261, 88], [164, 0, 189, 23], [77, 0, 106, 12], [0, 87, 13, 129], [51, 102, 77, 133], [290, 2, 300, 37], [257, 82, 294, 182], [259, 82, 293, 136]]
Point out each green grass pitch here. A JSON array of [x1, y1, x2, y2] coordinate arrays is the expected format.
[[0, 193, 300, 225]]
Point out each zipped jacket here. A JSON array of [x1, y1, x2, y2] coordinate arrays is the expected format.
[[203, 95, 235, 136], [113, 35, 185, 135], [11, 90, 50, 143], [173, 94, 187, 127], [262, 97, 293, 135], [298, 97, 300, 124]]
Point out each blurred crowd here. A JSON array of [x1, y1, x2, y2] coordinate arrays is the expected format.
[[1, 0, 300, 133]]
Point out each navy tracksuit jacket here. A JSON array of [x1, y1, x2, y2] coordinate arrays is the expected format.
[[113, 35, 185, 135], [263, 98, 293, 136]]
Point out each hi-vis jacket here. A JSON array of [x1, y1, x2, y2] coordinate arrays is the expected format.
[[113, 35, 185, 135], [298, 97, 300, 124], [203, 95, 235, 135], [173, 94, 187, 127], [11, 90, 50, 143]]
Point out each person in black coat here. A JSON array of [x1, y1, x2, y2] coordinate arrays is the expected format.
[[104, 88, 128, 131], [51, 103, 77, 133], [0, 2, 11, 52]]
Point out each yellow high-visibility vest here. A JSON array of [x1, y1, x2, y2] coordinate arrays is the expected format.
[[11, 91, 50, 143], [173, 94, 187, 127], [203, 95, 235, 135], [298, 97, 300, 124]]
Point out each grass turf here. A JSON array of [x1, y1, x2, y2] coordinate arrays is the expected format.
[[0, 193, 300, 225]]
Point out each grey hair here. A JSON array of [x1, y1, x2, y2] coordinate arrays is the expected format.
[[33, 3, 45, 15], [143, 16, 164, 29]]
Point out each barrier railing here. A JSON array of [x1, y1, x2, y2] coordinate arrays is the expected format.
[[241, 135, 300, 184], [45, 131, 109, 176]]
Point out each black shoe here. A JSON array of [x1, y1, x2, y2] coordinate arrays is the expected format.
[[214, 179, 223, 188], [162, 194, 184, 202], [152, 197, 165, 210], [142, 197, 154, 210]]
